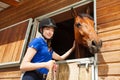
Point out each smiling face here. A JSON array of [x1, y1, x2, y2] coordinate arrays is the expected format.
[[42, 26, 55, 40]]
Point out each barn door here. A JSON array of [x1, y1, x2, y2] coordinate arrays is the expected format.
[[0, 18, 34, 68], [52, 58, 95, 80]]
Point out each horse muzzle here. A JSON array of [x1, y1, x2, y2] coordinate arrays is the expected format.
[[88, 40, 102, 54]]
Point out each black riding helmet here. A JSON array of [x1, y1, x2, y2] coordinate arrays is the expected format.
[[38, 18, 57, 33]]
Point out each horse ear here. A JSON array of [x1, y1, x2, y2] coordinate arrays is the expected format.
[[71, 7, 78, 18], [86, 6, 90, 15]]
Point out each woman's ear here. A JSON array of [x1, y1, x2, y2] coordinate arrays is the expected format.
[[40, 28, 43, 33]]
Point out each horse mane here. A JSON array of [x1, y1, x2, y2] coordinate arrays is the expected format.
[[78, 13, 93, 20]]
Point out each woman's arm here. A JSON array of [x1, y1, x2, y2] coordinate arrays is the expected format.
[[52, 41, 75, 60], [20, 47, 55, 71]]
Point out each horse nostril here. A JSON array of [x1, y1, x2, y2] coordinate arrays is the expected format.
[[92, 40, 97, 46]]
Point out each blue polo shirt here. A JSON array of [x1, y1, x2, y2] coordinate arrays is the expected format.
[[28, 37, 53, 74]]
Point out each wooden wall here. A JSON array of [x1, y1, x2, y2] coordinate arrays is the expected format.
[[0, 67, 21, 80], [97, 0, 120, 80], [0, 0, 120, 80], [0, 0, 80, 80]]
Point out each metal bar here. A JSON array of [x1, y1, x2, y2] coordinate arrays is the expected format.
[[91, 64, 95, 80], [19, 18, 33, 63], [29, 19, 38, 41], [93, 0, 97, 31], [0, 61, 20, 68], [93, 0, 98, 80], [56, 57, 94, 64], [0, 18, 32, 31]]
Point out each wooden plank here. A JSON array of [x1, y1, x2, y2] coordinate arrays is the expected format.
[[1, 26, 17, 63], [55, 62, 92, 80], [98, 51, 120, 63], [100, 39, 120, 52], [98, 63, 120, 76], [97, 1, 120, 24], [0, 30, 7, 63], [0, 67, 21, 79], [0, 77, 21, 79], [97, 19, 120, 33], [0, 0, 80, 29], [79, 66, 92, 80], [97, 0, 120, 9], [0, 29, 10, 63], [0, 0, 20, 6], [98, 28, 120, 41], [10, 25, 23, 62], [97, 1, 120, 17], [14, 22, 28, 61], [0, 78, 20, 80], [52, 2, 93, 23], [97, 11, 120, 25], [0, 71, 21, 78], [11, 22, 28, 61], [98, 76, 120, 80], [56, 63, 79, 80], [14, 40, 24, 61]]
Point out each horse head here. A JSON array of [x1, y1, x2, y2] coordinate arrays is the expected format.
[[71, 8, 102, 55]]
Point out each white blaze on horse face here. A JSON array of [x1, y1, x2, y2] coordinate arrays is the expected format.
[[75, 17, 91, 45], [82, 17, 100, 44]]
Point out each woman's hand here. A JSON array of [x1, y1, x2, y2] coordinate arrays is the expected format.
[[45, 60, 55, 71], [72, 40, 75, 50]]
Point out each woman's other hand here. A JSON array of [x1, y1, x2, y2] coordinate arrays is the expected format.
[[45, 60, 55, 71], [72, 40, 75, 50]]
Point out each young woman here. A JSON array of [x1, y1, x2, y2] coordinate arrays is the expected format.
[[20, 18, 75, 80]]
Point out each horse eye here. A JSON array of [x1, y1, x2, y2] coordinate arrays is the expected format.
[[75, 23, 81, 28]]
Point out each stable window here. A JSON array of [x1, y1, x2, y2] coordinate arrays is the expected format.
[[34, 0, 96, 59], [33, 0, 98, 80], [0, 19, 32, 68]]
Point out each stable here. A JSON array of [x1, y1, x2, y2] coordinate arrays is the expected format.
[[0, 0, 120, 80]]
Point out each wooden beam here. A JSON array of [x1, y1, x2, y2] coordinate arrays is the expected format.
[[0, 0, 20, 6]]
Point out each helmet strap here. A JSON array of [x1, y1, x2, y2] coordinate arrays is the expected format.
[[39, 27, 53, 48]]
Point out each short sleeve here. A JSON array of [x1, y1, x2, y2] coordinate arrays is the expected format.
[[28, 38, 42, 51]]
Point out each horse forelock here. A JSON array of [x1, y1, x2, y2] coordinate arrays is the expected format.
[[78, 13, 93, 21]]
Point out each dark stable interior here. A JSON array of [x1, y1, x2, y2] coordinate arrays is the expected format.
[[51, 18, 75, 59]]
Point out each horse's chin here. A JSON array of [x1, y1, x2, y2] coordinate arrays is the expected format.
[[88, 45, 100, 54]]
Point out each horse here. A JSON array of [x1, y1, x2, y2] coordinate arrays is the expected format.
[[71, 8, 102, 58]]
